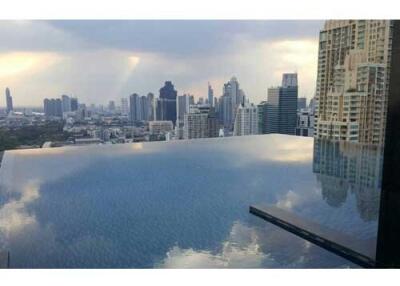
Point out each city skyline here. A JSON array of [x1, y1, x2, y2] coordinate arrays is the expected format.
[[0, 20, 321, 107]]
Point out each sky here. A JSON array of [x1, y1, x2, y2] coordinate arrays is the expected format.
[[0, 20, 323, 107]]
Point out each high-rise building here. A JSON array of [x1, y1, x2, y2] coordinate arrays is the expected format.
[[129, 93, 141, 122], [268, 73, 298, 135], [233, 103, 258, 136], [221, 76, 245, 131], [177, 94, 190, 127], [140, 95, 149, 121], [159, 81, 177, 125], [77, 103, 87, 120], [208, 83, 214, 107], [44, 98, 62, 117], [257, 101, 278, 134], [297, 97, 307, 110], [120, 98, 129, 115], [314, 20, 392, 145], [296, 109, 315, 137], [70, 97, 79, 111], [108, 100, 116, 113], [61, 95, 71, 113], [5, 87, 13, 114], [147, 93, 155, 121], [282, 73, 298, 88], [183, 105, 218, 139]]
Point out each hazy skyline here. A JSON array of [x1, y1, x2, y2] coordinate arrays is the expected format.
[[0, 20, 322, 107]]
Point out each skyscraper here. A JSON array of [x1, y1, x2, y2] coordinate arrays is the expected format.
[[108, 100, 116, 113], [120, 98, 129, 115], [43, 98, 62, 117], [61, 95, 71, 113], [208, 83, 214, 107], [233, 103, 259, 136], [129, 93, 141, 122], [140, 95, 149, 121], [177, 94, 190, 126], [221, 76, 245, 131], [70, 97, 79, 111], [5, 87, 13, 114], [147, 93, 155, 121], [257, 101, 278, 134], [267, 73, 298, 135], [314, 20, 392, 144], [282, 73, 298, 88], [159, 81, 177, 125]]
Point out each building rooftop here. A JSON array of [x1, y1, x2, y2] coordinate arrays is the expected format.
[[0, 134, 381, 268]]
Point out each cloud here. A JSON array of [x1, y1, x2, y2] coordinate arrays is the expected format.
[[157, 221, 276, 268], [0, 180, 40, 236], [0, 20, 323, 106], [0, 51, 62, 79], [46, 20, 323, 56]]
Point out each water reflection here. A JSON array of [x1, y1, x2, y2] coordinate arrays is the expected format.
[[313, 139, 383, 221], [158, 221, 273, 268], [0, 135, 372, 268], [0, 180, 40, 236]]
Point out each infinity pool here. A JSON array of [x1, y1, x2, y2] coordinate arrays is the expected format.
[[0, 135, 381, 268]]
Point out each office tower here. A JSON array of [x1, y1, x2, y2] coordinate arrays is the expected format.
[[5, 87, 13, 114], [183, 105, 218, 139], [297, 97, 307, 110], [198, 97, 205, 105], [221, 76, 245, 130], [129, 93, 141, 122], [315, 20, 392, 144], [159, 81, 177, 125], [61, 95, 71, 113], [120, 98, 129, 115], [55, 99, 63, 117], [282, 73, 298, 88], [43, 98, 62, 117], [267, 73, 298, 135], [208, 83, 214, 107], [233, 103, 258, 136], [257, 101, 278, 134], [177, 94, 190, 126], [220, 93, 233, 129], [140, 95, 149, 121], [155, 98, 161, 120], [70, 97, 78, 111], [147, 93, 155, 121]]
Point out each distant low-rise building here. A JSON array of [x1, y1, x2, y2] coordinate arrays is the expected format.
[[149, 120, 174, 135]]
